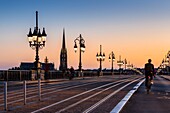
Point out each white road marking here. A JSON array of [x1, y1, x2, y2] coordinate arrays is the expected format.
[[110, 79, 145, 113]]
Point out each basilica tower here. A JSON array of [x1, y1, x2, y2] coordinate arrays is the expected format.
[[59, 29, 67, 71]]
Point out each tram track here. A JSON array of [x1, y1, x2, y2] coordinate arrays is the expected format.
[[0, 76, 131, 101], [30, 77, 142, 113], [0, 76, 128, 108]]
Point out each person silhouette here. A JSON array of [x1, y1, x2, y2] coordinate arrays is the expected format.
[[144, 59, 154, 93]]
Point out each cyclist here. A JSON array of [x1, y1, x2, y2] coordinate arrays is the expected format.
[[144, 59, 154, 94], [69, 66, 75, 80]]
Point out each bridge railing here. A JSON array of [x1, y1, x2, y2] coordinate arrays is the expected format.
[[0, 69, 141, 81], [0, 70, 31, 81]]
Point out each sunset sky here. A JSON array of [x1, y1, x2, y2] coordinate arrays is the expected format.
[[0, 0, 170, 70]]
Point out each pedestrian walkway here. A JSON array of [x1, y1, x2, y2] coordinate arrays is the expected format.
[[121, 75, 170, 113]]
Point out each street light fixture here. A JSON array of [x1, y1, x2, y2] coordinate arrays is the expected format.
[[117, 55, 124, 74], [27, 11, 47, 79], [164, 55, 169, 67], [96, 45, 105, 76], [109, 51, 115, 75], [124, 58, 127, 69], [74, 34, 85, 76], [166, 51, 170, 75]]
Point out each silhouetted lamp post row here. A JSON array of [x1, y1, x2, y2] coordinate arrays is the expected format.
[[96, 45, 105, 76], [27, 11, 47, 79], [158, 51, 170, 74], [109, 51, 115, 74], [167, 51, 170, 75], [74, 34, 85, 76], [166, 51, 170, 66], [166, 51, 170, 75]]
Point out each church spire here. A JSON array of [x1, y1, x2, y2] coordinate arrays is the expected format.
[[62, 28, 66, 49], [59, 28, 67, 71]]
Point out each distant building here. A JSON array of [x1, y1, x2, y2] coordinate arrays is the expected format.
[[59, 28, 68, 71], [20, 62, 55, 70], [20, 62, 34, 70]]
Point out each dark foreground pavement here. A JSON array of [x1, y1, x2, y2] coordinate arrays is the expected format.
[[121, 75, 170, 113]]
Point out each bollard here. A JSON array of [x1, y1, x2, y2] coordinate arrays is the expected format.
[[4, 82, 7, 111], [23, 80, 26, 105], [38, 79, 41, 101]]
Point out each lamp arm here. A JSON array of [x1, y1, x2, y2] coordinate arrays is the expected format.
[[74, 36, 80, 43], [81, 38, 85, 44]]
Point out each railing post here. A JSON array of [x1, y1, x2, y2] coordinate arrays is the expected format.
[[38, 79, 41, 101], [23, 80, 26, 105], [6, 71, 8, 81], [3, 71, 5, 80], [4, 82, 7, 111], [20, 71, 22, 81]]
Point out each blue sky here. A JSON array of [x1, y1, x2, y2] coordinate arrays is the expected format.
[[1, 0, 170, 69]]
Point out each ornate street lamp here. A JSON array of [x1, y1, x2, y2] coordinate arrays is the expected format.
[[127, 61, 132, 69], [109, 51, 115, 74], [164, 55, 169, 67], [166, 51, 170, 75], [117, 55, 124, 74], [96, 45, 105, 76], [27, 11, 47, 79], [74, 34, 85, 76]]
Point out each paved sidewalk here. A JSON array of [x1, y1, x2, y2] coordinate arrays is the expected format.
[[121, 75, 170, 113]]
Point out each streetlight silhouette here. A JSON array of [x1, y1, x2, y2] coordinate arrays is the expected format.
[[109, 51, 115, 75], [166, 51, 170, 75], [96, 45, 105, 76], [124, 58, 127, 74], [124, 58, 127, 70], [74, 34, 85, 76], [27, 11, 47, 79], [117, 55, 124, 74]]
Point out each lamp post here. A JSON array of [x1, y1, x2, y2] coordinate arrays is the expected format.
[[124, 58, 127, 70], [167, 51, 170, 75], [162, 59, 165, 68], [124, 58, 127, 74], [27, 11, 47, 79], [117, 55, 124, 74], [109, 51, 115, 75], [96, 45, 105, 76], [74, 34, 85, 77]]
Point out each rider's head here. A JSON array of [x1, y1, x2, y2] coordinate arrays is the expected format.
[[148, 59, 152, 63]]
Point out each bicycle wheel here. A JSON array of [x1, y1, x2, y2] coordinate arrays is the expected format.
[[147, 79, 151, 94]]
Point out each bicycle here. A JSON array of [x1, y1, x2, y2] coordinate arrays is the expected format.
[[146, 76, 153, 94]]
